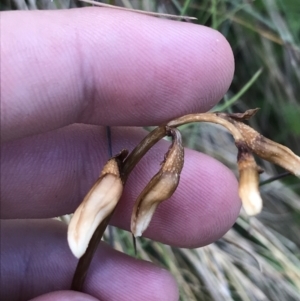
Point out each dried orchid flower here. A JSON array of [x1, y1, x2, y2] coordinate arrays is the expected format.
[[131, 128, 184, 237], [167, 112, 263, 216], [68, 150, 127, 259], [236, 142, 263, 215], [216, 108, 300, 213], [219, 109, 300, 178], [69, 109, 299, 292]]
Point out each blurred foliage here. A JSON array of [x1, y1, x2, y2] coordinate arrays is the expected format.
[[3, 0, 300, 300]]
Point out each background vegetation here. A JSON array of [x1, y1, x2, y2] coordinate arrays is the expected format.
[[2, 0, 300, 300]]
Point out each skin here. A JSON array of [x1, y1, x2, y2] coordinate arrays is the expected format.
[[0, 7, 241, 301]]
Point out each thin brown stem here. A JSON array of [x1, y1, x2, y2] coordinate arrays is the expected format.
[[168, 113, 244, 141], [79, 0, 197, 20], [71, 213, 112, 291], [122, 125, 167, 181], [123, 112, 245, 180]]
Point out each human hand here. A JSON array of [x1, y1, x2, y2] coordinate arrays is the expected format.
[[1, 7, 240, 301]]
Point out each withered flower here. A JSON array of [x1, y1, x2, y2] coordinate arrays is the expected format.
[[68, 150, 127, 258], [70, 108, 299, 292], [234, 121, 300, 178], [168, 112, 263, 216], [131, 128, 184, 237], [219, 109, 300, 178], [215, 108, 300, 214], [236, 142, 263, 215]]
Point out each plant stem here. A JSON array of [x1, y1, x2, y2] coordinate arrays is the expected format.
[[259, 171, 291, 186], [71, 213, 112, 291], [122, 125, 167, 181], [168, 112, 244, 141]]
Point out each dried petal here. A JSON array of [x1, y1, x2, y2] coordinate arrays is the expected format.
[[131, 128, 184, 237], [236, 142, 263, 215], [68, 152, 126, 258]]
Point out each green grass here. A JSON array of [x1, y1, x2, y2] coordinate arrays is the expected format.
[[4, 0, 300, 300]]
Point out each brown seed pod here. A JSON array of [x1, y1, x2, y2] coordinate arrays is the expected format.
[[215, 109, 300, 213], [68, 150, 127, 258], [131, 128, 184, 237], [231, 120, 300, 178]]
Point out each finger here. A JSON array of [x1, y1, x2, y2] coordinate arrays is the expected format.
[[1, 219, 178, 301], [29, 291, 100, 301], [1, 125, 240, 247], [1, 8, 234, 141]]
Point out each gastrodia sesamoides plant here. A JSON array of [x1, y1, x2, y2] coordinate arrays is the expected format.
[[130, 128, 184, 237], [68, 150, 128, 258], [69, 109, 300, 292], [167, 110, 299, 215]]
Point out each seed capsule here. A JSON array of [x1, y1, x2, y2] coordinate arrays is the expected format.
[[233, 121, 300, 178], [131, 128, 184, 237], [68, 151, 127, 258]]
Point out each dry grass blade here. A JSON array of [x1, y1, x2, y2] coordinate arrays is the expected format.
[[79, 0, 197, 20]]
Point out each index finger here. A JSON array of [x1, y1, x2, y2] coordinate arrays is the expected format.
[[1, 8, 234, 142]]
